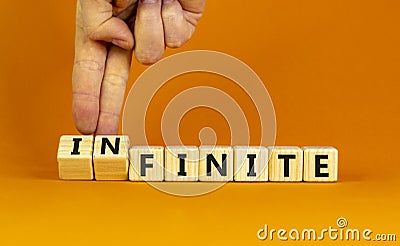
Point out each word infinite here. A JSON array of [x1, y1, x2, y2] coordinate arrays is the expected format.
[[57, 135, 338, 182]]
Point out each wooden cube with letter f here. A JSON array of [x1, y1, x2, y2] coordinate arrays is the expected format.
[[129, 146, 164, 181]]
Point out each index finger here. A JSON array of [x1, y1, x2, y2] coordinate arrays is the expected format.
[[72, 1, 107, 134]]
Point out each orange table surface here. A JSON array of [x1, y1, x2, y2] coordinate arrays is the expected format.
[[0, 158, 399, 245], [1, 0, 400, 245]]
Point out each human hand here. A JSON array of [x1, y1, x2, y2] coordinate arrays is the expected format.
[[72, 0, 205, 135]]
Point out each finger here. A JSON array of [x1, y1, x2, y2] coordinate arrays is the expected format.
[[162, 0, 191, 48], [134, 0, 165, 64], [113, 0, 138, 15], [72, 1, 107, 134], [113, 0, 129, 15], [115, 0, 138, 24], [179, 0, 206, 13], [89, 18, 134, 50], [178, 0, 205, 28], [95, 45, 133, 135], [81, 0, 134, 50]]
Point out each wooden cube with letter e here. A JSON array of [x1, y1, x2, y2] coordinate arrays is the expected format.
[[303, 146, 338, 182]]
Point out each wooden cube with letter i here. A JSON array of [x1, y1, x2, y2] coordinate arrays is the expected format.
[[57, 135, 94, 180], [165, 146, 199, 181], [234, 146, 268, 182]]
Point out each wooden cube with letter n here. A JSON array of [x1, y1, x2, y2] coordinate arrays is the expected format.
[[234, 146, 268, 182], [268, 146, 303, 182], [165, 146, 199, 181], [57, 135, 94, 180], [199, 146, 233, 182], [93, 135, 130, 180], [303, 146, 338, 182], [129, 146, 164, 181]]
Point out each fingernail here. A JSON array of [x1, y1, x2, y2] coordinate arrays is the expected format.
[[112, 39, 130, 49], [141, 0, 158, 3], [163, 0, 174, 3]]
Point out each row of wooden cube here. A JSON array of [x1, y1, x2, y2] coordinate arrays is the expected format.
[[57, 135, 338, 182]]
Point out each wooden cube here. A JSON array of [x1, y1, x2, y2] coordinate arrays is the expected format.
[[199, 146, 233, 182], [57, 135, 94, 180], [268, 146, 303, 182], [93, 135, 130, 180], [129, 146, 164, 181], [234, 146, 268, 182], [165, 146, 199, 182], [303, 146, 338, 182]]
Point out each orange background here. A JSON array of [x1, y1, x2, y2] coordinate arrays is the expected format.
[[0, 0, 399, 245]]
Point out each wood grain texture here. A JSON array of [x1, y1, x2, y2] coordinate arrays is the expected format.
[[268, 146, 303, 182], [234, 146, 268, 182], [129, 146, 164, 181], [199, 146, 233, 182], [303, 146, 338, 182], [58, 136, 339, 183], [93, 136, 130, 180], [165, 146, 199, 181], [57, 135, 94, 180]]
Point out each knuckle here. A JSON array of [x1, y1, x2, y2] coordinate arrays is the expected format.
[[162, 11, 181, 23], [86, 25, 103, 41], [103, 73, 128, 88], [74, 60, 104, 73], [87, 29, 98, 40], [136, 11, 160, 23], [100, 110, 120, 119]]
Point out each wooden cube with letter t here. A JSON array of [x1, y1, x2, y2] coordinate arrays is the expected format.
[[303, 146, 338, 182], [129, 146, 164, 181], [57, 135, 94, 180], [234, 146, 268, 182], [165, 146, 199, 181], [268, 146, 303, 182], [93, 135, 130, 180], [199, 146, 233, 182]]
